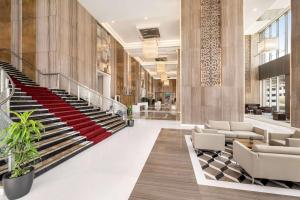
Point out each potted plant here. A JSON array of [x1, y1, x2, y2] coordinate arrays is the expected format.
[[127, 106, 134, 127], [0, 111, 43, 200]]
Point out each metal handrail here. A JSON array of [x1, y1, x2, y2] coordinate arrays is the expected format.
[[0, 68, 15, 106], [0, 48, 127, 119]]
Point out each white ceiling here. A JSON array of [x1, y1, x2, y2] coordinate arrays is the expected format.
[[78, 0, 180, 79], [244, 0, 290, 35], [79, 0, 290, 79]]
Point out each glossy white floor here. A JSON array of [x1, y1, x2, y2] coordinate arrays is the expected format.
[[0, 118, 294, 200], [16, 119, 185, 200]]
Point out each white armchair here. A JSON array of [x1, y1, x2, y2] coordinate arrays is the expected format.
[[192, 128, 225, 152], [269, 130, 300, 147]]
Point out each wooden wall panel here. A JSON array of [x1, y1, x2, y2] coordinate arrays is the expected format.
[[291, 0, 300, 128], [22, 0, 36, 81], [181, 0, 244, 124], [176, 49, 181, 111], [36, 0, 97, 90], [0, 0, 11, 62], [11, 0, 22, 69]]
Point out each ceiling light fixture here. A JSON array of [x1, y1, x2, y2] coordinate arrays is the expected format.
[[252, 8, 258, 12], [156, 61, 166, 74], [257, 38, 279, 54], [143, 38, 159, 58], [111, 20, 115, 24], [144, 16, 148, 20], [163, 80, 170, 86], [160, 72, 168, 82]]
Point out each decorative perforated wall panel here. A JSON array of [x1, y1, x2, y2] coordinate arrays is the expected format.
[[245, 35, 251, 93], [200, 0, 222, 87]]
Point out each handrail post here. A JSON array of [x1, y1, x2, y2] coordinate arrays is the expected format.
[[77, 86, 80, 101], [5, 77, 9, 116], [0, 69, 4, 93], [68, 80, 71, 94], [88, 92, 91, 106], [57, 74, 60, 89], [112, 100, 115, 114]]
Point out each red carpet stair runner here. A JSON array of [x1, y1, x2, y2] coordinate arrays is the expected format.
[[0, 60, 127, 179], [11, 78, 112, 144]]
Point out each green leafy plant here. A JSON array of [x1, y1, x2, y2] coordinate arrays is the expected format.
[[127, 106, 133, 120], [0, 111, 43, 178]]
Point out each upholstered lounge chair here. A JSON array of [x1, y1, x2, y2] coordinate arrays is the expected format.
[[269, 130, 300, 147]]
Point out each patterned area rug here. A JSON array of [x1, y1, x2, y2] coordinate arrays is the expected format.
[[196, 143, 300, 190]]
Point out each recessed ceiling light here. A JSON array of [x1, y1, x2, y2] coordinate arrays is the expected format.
[[111, 20, 115, 24], [144, 16, 148, 20], [252, 8, 258, 12]]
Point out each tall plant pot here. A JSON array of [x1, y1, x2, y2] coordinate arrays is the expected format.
[[3, 167, 34, 200], [128, 119, 134, 127]]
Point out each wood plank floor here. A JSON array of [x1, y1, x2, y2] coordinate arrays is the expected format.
[[129, 128, 299, 200]]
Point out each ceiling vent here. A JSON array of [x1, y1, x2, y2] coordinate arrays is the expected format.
[[257, 9, 285, 21], [139, 28, 160, 39], [155, 57, 167, 62]]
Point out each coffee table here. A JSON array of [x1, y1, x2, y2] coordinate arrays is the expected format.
[[235, 139, 266, 149]]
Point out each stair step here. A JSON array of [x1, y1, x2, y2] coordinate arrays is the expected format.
[[0, 136, 87, 179], [85, 111, 108, 118], [34, 141, 93, 177], [93, 115, 115, 123], [11, 113, 55, 121], [110, 123, 127, 134], [99, 117, 121, 126], [38, 117, 61, 125], [105, 120, 126, 130], [68, 102, 89, 107], [43, 122, 67, 131], [10, 96, 32, 101], [37, 131, 80, 150], [42, 126, 74, 139], [11, 91, 26, 96], [10, 103, 42, 109], [78, 108, 101, 114], [10, 109, 49, 117], [74, 105, 94, 110]]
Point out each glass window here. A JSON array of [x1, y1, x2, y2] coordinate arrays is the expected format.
[[270, 77, 277, 110], [270, 21, 277, 37], [278, 15, 286, 57], [258, 10, 291, 64], [264, 27, 270, 38], [279, 75, 286, 112], [263, 79, 271, 107], [287, 10, 291, 54]]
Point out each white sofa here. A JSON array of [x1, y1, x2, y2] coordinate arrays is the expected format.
[[269, 130, 300, 147], [192, 127, 225, 151], [233, 140, 300, 182], [205, 120, 267, 142]]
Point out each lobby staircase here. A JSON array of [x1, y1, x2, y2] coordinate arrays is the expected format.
[[0, 60, 127, 179]]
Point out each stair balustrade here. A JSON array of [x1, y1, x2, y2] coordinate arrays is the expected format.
[[0, 48, 127, 120]]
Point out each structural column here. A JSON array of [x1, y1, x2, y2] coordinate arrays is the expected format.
[[181, 0, 244, 124], [291, 0, 300, 128]]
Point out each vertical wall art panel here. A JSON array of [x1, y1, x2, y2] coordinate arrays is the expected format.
[[245, 35, 251, 93], [200, 0, 222, 87]]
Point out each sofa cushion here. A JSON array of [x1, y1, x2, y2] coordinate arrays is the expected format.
[[252, 145, 300, 156], [218, 130, 237, 138], [230, 122, 253, 131], [194, 125, 203, 133], [292, 130, 300, 138], [270, 139, 286, 146], [209, 120, 230, 131], [233, 131, 264, 140]]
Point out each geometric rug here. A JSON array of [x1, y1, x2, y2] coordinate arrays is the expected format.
[[196, 143, 300, 190]]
